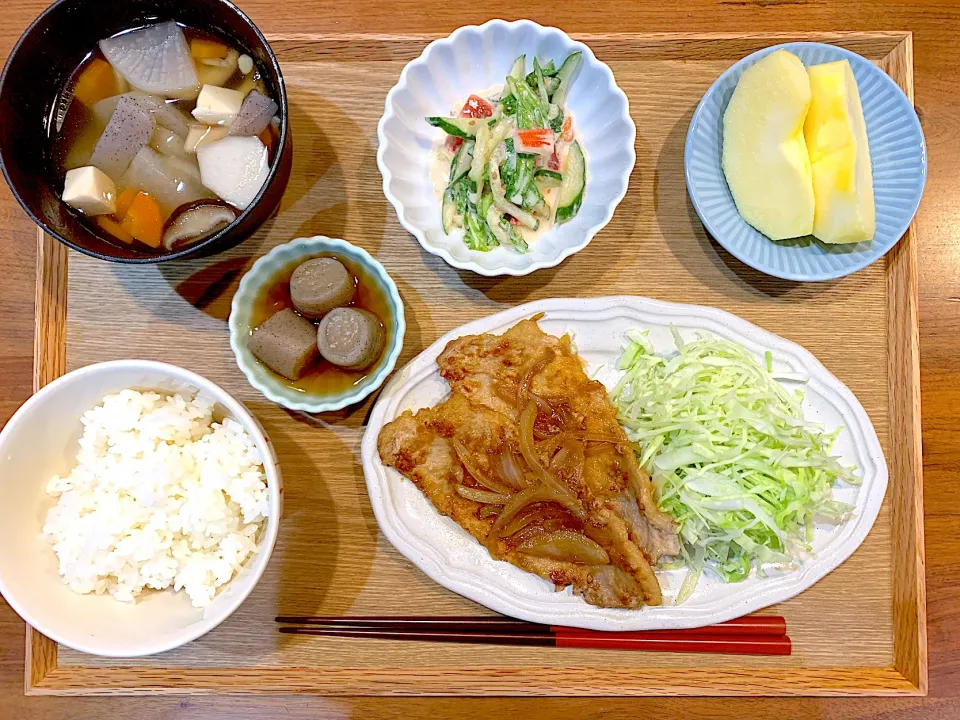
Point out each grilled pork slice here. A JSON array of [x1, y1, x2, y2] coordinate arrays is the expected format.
[[438, 318, 680, 564], [378, 392, 663, 608]]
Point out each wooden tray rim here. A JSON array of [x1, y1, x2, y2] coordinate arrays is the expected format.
[[25, 29, 926, 697]]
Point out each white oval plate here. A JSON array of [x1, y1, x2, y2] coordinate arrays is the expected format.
[[361, 298, 887, 630], [377, 19, 636, 276]]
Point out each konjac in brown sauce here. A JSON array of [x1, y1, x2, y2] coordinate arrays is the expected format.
[[250, 254, 394, 395], [52, 21, 281, 254]]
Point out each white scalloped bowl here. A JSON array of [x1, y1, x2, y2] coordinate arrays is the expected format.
[[377, 19, 636, 276]]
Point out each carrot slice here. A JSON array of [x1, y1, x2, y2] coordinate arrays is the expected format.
[[95, 216, 134, 244], [120, 192, 164, 248], [190, 38, 229, 60], [114, 187, 138, 220], [72, 58, 121, 108]]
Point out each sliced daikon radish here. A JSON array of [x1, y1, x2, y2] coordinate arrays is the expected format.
[[229, 91, 278, 137], [89, 96, 156, 179], [99, 22, 199, 98], [120, 147, 212, 215], [197, 136, 269, 210], [149, 126, 187, 157]]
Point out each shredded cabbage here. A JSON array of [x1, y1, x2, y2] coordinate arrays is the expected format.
[[611, 330, 859, 602]]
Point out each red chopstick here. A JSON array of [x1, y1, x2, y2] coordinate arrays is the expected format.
[[275, 615, 790, 656]]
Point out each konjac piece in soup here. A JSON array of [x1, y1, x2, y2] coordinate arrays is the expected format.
[[53, 21, 281, 253]]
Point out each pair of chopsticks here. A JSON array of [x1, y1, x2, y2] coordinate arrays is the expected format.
[[276, 615, 791, 656]]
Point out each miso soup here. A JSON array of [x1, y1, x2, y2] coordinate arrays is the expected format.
[[52, 21, 280, 253]]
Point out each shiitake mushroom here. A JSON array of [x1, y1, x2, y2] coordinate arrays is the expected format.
[[161, 199, 238, 250]]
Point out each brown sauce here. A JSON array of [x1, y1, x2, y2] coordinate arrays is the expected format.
[[249, 253, 393, 396]]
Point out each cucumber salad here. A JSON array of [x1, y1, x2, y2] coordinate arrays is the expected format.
[[427, 52, 585, 253]]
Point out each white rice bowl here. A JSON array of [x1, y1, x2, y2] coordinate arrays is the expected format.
[[42, 389, 270, 608]]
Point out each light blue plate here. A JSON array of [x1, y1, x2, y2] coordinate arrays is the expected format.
[[684, 42, 927, 282], [229, 236, 405, 413]]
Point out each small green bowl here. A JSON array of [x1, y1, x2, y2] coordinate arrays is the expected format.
[[229, 236, 405, 412]]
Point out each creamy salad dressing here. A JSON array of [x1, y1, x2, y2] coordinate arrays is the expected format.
[[429, 89, 578, 245]]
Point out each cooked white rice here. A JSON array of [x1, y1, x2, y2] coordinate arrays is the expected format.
[[42, 389, 270, 607]]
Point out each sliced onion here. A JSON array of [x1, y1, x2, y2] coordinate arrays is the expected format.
[[100, 22, 199, 98], [499, 502, 569, 539], [536, 432, 568, 457], [584, 443, 614, 458], [554, 439, 585, 486], [519, 400, 583, 514], [517, 349, 553, 409], [556, 402, 580, 430], [519, 472, 538, 488], [495, 382, 518, 406], [496, 452, 524, 490], [452, 439, 514, 495], [573, 432, 627, 444], [518, 530, 610, 565], [541, 517, 573, 534], [456, 486, 512, 505], [531, 394, 562, 439], [487, 485, 586, 545], [508, 523, 547, 549], [162, 199, 238, 250], [478, 505, 501, 519]]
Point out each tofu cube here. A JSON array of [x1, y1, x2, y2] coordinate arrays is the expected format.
[[62, 166, 117, 216], [191, 85, 245, 126], [183, 123, 229, 153]]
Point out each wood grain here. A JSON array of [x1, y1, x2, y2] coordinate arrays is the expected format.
[[1, 0, 960, 717], [22, 31, 917, 696], [879, 35, 928, 695], [25, 666, 922, 697]]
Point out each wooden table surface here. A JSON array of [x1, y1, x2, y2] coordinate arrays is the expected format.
[[1, 0, 957, 717]]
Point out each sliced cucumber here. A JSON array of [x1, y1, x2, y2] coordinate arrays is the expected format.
[[548, 105, 564, 133], [498, 198, 539, 230], [488, 164, 539, 231], [555, 140, 585, 224], [427, 116, 483, 138], [449, 140, 474, 183], [535, 168, 563, 188], [469, 121, 491, 196], [486, 205, 529, 253], [550, 51, 582, 108], [532, 58, 550, 110], [478, 191, 494, 217], [522, 183, 543, 212], [509, 55, 526, 81], [441, 187, 458, 234], [463, 208, 499, 251]]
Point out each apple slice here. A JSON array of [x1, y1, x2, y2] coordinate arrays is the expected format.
[[721, 49, 815, 240], [804, 60, 875, 244]]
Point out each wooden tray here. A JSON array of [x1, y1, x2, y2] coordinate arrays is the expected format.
[[27, 31, 925, 696]]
